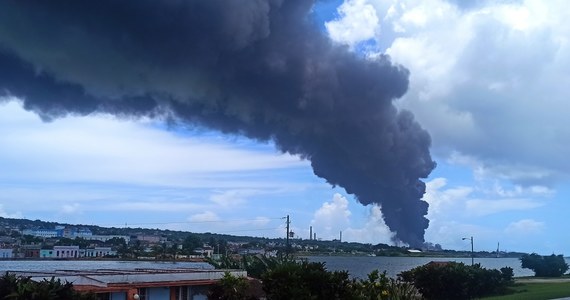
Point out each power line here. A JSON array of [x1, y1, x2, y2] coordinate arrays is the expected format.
[[216, 227, 282, 234], [98, 217, 284, 227]]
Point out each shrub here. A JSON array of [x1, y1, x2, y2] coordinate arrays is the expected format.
[[0, 272, 96, 300], [521, 253, 569, 277], [261, 261, 357, 300], [209, 259, 424, 300], [353, 270, 421, 300], [399, 262, 513, 300], [208, 272, 258, 300]]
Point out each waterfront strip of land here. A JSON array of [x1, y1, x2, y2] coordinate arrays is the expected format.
[[483, 278, 570, 300]]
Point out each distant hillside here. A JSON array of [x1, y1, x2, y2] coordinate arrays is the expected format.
[[0, 216, 401, 252], [0, 216, 527, 258]]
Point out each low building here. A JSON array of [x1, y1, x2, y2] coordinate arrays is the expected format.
[[62, 226, 93, 238], [87, 235, 131, 243], [135, 235, 166, 244], [22, 229, 59, 238], [8, 268, 248, 300], [239, 248, 265, 255], [40, 249, 55, 258], [0, 248, 13, 258], [85, 247, 116, 257], [54, 245, 80, 258], [193, 247, 214, 258], [21, 245, 41, 258]]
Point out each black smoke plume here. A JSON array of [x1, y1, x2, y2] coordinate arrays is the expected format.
[[0, 0, 436, 246]]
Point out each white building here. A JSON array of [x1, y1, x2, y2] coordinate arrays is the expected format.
[[22, 229, 58, 238], [85, 247, 116, 257], [0, 249, 13, 258], [193, 247, 214, 258], [87, 235, 130, 243], [54, 245, 80, 258]]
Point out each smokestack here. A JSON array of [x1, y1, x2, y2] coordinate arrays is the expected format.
[[340, 231, 342, 243], [310, 226, 312, 241], [0, 0, 435, 247], [314, 233, 317, 241]]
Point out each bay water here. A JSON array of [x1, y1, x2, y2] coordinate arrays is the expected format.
[[305, 256, 537, 278], [3, 256, 569, 279]]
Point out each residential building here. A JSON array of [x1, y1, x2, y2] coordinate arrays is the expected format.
[[135, 235, 166, 244], [238, 248, 265, 255], [193, 247, 214, 258], [0, 248, 13, 258], [21, 245, 41, 258], [8, 268, 248, 300], [22, 229, 59, 238], [62, 226, 93, 238], [40, 249, 55, 258], [54, 245, 80, 258], [85, 247, 116, 257], [87, 235, 131, 243]]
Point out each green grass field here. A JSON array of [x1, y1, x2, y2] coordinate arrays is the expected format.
[[483, 282, 570, 300]]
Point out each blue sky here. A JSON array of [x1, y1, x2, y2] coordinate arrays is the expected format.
[[1, 0, 570, 254]]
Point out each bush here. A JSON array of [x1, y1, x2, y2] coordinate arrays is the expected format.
[[208, 272, 258, 300], [521, 253, 569, 277], [209, 259, 424, 300], [353, 270, 421, 300], [261, 261, 357, 300], [399, 262, 513, 300], [0, 272, 96, 300]]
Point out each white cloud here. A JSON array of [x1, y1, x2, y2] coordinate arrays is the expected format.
[[342, 205, 394, 244], [99, 201, 206, 212], [0, 101, 306, 188], [422, 175, 551, 250], [249, 216, 271, 227], [209, 189, 266, 207], [424, 177, 473, 216], [0, 204, 23, 219], [188, 211, 220, 222], [505, 219, 545, 235], [325, 0, 379, 47], [329, 0, 570, 186], [308, 193, 393, 244], [426, 220, 500, 251], [311, 193, 351, 234], [61, 203, 81, 214], [465, 198, 544, 216], [389, 0, 570, 185]]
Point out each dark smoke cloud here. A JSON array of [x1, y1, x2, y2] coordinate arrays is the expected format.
[[0, 0, 435, 246]]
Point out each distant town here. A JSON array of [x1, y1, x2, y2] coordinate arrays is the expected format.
[[0, 216, 527, 260]]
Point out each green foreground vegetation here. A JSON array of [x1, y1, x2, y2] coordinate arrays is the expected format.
[[0, 273, 96, 300], [207, 256, 515, 300], [483, 282, 570, 300], [3, 253, 570, 299], [206, 253, 570, 300]]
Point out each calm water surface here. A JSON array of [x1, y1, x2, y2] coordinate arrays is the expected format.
[[305, 256, 543, 278], [3, 257, 569, 279]]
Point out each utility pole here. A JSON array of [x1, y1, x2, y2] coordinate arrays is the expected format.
[[471, 237, 474, 266], [462, 236, 474, 265], [285, 215, 290, 256]]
